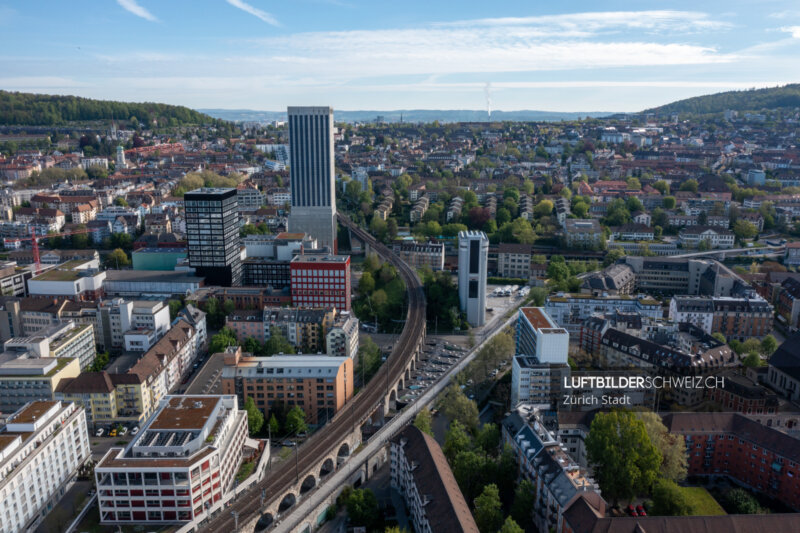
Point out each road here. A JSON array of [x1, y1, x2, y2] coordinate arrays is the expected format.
[[198, 213, 427, 532], [184, 352, 225, 395], [271, 312, 518, 533]]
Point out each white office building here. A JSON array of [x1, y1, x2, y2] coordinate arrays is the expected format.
[[287, 106, 337, 252], [458, 231, 488, 327], [0, 401, 90, 533]]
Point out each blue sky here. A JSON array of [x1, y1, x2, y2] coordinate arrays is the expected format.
[[1, 1, 799, 112]]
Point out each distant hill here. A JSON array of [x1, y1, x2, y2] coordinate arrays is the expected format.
[[645, 84, 800, 115], [0, 91, 216, 127], [198, 108, 613, 124]]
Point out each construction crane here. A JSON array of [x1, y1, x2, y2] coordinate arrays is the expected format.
[[4, 227, 96, 274]]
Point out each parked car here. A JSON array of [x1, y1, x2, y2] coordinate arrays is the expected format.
[[636, 505, 647, 516], [131, 426, 140, 436], [109, 429, 117, 437], [118, 426, 128, 436], [627, 504, 638, 517], [282, 440, 296, 447], [95, 428, 105, 437]]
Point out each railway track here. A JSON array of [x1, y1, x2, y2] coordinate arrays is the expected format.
[[199, 213, 426, 531]]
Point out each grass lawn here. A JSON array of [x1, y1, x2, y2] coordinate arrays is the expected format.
[[681, 486, 726, 516], [235, 461, 255, 482]]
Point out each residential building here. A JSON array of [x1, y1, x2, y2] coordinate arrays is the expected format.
[[610, 223, 654, 241], [706, 370, 778, 415], [563, 219, 604, 249], [95, 395, 248, 526], [4, 321, 95, 370], [0, 261, 31, 298], [220, 347, 352, 425], [497, 243, 533, 279], [326, 311, 359, 360], [669, 295, 773, 340], [26, 259, 106, 301], [458, 231, 488, 327], [236, 187, 263, 210], [580, 263, 636, 295], [390, 425, 479, 533], [663, 412, 800, 511], [679, 225, 735, 249], [287, 106, 337, 251], [777, 277, 800, 328], [0, 401, 90, 533], [511, 308, 570, 407], [501, 404, 604, 533], [0, 357, 80, 413], [290, 254, 351, 311], [55, 372, 120, 427], [185, 188, 242, 287], [785, 242, 800, 267], [391, 242, 445, 271], [226, 307, 334, 352], [767, 332, 800, 402], [544, 293, 661, 337]]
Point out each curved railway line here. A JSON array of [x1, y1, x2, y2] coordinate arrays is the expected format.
[[199, 213, 426, 532]]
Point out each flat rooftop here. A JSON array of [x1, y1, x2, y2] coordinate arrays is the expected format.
[[8, 401, 58, 424], [521, 307, 556, 330], [149, 396, 218, 431], [291, 254, 349, 264]]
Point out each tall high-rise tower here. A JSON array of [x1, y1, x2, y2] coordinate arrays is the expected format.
[[115, 145, 126, 169], [185, 188, 242, 287], [458, 231, 488, 326], [287, 106, 337, 252]]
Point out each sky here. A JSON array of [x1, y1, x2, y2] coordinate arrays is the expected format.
[[1, 1, 800, 113]]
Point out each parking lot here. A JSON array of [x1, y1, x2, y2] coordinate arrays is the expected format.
[[395, 340, 468, 404]]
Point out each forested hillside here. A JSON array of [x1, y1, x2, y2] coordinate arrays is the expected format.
[[645, 84, 800, 115], [0, 91, 215, 126]]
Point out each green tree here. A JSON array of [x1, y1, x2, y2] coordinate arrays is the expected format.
[[264, 329, 295, 355], [663, 196, 676, 209], [268, 414, 280, 437], [603, 248, 626, 267], [572, 201, 589, 218], [285, 405, 307, 435], [742, 353, 765, 367], [114, 196, 128, 207], [761, 335, 778, 356], [626, 177, 642, 190], [475, 423, 500, 454], [510, 480, 535, 531], [636, 411, 687, 482], [356, 336, 382, 383], [437, 384, 479, 431], [209, 327, 237, 355], [679, 179, 698, 193], [533, 199, 553, 217], [343, 488, 380, 529], [497, 516, 524, 533], [244, 397, 264, 435], [653, 180, 670, 194], [651, 479, 692, 516], [168, 299, 183, 320], [711, 332, 727, 344], [104, 248, 130, 268], [474, 484, 503, 533], [585, 410, 662, 504], [733, 219, 758, 240], [443, 420, 473, 462], [414, 408, 434, 436], [723, 488, 762, 514]]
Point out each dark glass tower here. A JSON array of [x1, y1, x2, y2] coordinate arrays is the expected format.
[[185, 188, 242, 286]]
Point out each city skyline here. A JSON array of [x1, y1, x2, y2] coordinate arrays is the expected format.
[[0, 1, 799, 112]]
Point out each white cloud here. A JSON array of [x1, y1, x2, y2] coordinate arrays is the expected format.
[[781, 26, 800, 38], [116, 0, 158, 22], [226, 0, 279, 26]]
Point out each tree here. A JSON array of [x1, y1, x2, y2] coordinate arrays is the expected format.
[[414, 408, 433, 436], [653, 180, 670, 194], [476, 423, 500, 454], [585, 410, 661, 504], [114, 196, 128, 207], [343, 488, 380, 529], [104, 248, 130, 269], [264, 329, 295, 355], [168, 299, 183, 321], [733, 219, 758, 240], [761, 335, 778, 356], [510, 480, 535, 530], [572, 201, 589, 218], [651, 479, 692, 516], [209, 328, 237, 355], [742, 353, 765, 367], [285, 405, 307, 435], [679, 179, 698, 193], [356, 336, 382, 383], [636, 411, 687, 482], [603, 248, 626, 267], [497, 517, 524, 533], [663, 196, 676, 209], [268, 414, 280, 437], [437, 384, 480, 432], [443, 420, 473, 463], [244, 397, 264, 436], [723, 488, 762, 514], [711, 332, 727, 344], [474, 484, 503, 533], [533, 199, 553, 217], [626, 177, 642, 190]]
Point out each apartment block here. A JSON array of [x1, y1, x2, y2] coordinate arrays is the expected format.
[[669, 295, 773, 340], [391, 242, 445, 271], [497, 243, 532, 279], [226, 306, 335, 353], [326, 311, 359, 360], [511, 308, 569, 407], [26, 259, 106, 301], [390, 425, 479, 533], [544, 293, 661, 337], [0, 357, 80, 414], [220, 347, 352, 425], [4, 321, 95, 370], [95, 395, 248, 525], [0, 401, 90, 533]]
